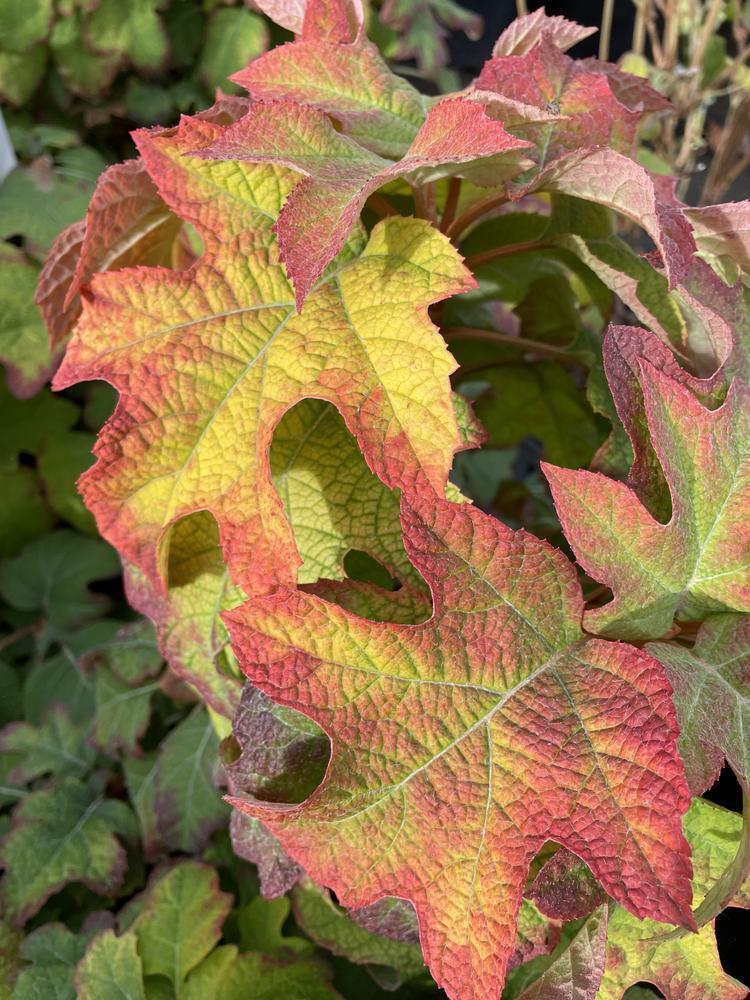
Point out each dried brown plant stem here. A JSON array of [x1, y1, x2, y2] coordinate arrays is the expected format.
[[444, 191, 509, 241], [442, 326, 586, 367]]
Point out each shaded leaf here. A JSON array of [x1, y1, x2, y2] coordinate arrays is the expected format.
[[0, 778, 134, 924], [648, 614, 750, 794]]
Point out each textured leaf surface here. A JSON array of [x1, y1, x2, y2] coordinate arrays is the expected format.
[[231, 34, 428, 158], [648, 614, 750, 794], [152, 706, 229, 852], [491, 7, 596, 57], [54, 108, 472, 597], [184, 948, 340, 1000], [291, 879, 426, 984], [0, 705, 97, 785], [0, 779, 134, 924], [37, 160, 182, 350], [599, 799, 749, 1000], [227, 494, 693, 1000], [546, 363, 750, 639], [132, 862, 232, 986], [527, 848, 607, 921], [199, 96, 530, 304], [514, 903, 608, 1000], [0, 531, 119, 631], [75, 930, 145, 1000], [476, 36, 639, 168]]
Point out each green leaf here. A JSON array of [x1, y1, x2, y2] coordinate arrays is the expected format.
[[0, 920, 23, 996], [0, 778, 135, 924], [185, 949, 339, 1000], [0, 661, 22, 727], [75, 930, 145, 1000], [83, 0, 168, 72], [0, 531, 120, 631], [199, 8, 269, 93], [0, 47, 47, 106], [23, 621, 120, 725], [122, 753, 163, 861], [0, 244, 53, 400], [474, 363, 606, 468], [38, 432, 97, 534], [236, 896, 312, 956], [49, 18, 120, 98], [90, 668, 158, 757], [0, 0, 53, 52], [152, 707, 230, 853], [0, 705, 97, 785], [291, 880, 426, 986], [0, 467, 53, 559], [132, 862, 232, 987], [0, 155, 104, 255], [0, 379, 77, 467]]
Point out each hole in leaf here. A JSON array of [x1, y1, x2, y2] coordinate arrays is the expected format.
[[702, 762, 743, 814], [343, 549, 398, 591], [716, 907, 750, 988]]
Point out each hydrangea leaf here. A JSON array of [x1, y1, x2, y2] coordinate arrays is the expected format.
[[0, 705, 97, 785], [0, 778, 135, 924], [230, 33, 429, 158], [75, 930, 145, 1000], [49, 17, 121, 99], [473, 362, 606, 468], [225, 682, 329, 804], [0, 0, 53, 53], [253, 0, 307, 34], [226, 494, 694, 1000], [527, 848, 607, 921], [199, 97, 530, 305], [647, 614, 750, 794], [82, 0, 168, 73], [89, 667, 159, 757], [0, 531, 120, 632], [491, 7, 596, 57], [198, 8, 269, 93], [512, 903, 608, 1000], [37, 431, 97, 534], [230, 812, 303, 899], [527, 148, 696, 287], [37, 160, 182, 350], [53, 109, 472, 597], [545, 363, 750, 640], [122, 391, 439, 715], [476, 36, 640, 168], [687, 200, 750, 274], [132, 862, 232, 986], [598, 799, 749, 1000], [152, 706, 229, 853], [183, 948, 340, 1000], [0, 244, 55, 399], [291, 879, 427, 986], [80, 618, 160, 687], [236, 894, 312, 955], [0, 150, 105, 255], [122, 753, 164, 861], [34, 221, 85, 349]]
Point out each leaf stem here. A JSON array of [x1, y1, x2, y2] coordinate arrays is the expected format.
[[412, 182, 437, 224], [440, 177, 462, 233], [443, 326, 587, 367], [444, 191, 509, 241], [0, 622, 40, 652], [366, 193, 398, 219], [464, 240, 550, 271], [599, 0, 615, 61]]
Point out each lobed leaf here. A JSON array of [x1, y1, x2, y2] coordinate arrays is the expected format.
[[648, 614, 750, 794], [546, 362, 750, 639], [199, 96, 530, 306], [226, 494, 693, 1000], [54, 107, 472, 598]]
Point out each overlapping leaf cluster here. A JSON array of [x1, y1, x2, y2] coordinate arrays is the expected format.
[[5, 1, 750, 998]]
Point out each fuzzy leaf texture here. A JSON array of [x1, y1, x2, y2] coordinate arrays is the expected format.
[[53, 105, 473, 598], [226, 494, 694, 1000]]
